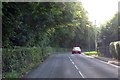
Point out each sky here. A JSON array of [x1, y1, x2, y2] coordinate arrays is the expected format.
[[80, 0, 120, 26]]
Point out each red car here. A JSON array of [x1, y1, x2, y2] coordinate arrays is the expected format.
[[72, 47, 81, 54]]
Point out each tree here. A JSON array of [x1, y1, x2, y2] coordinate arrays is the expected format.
[[100, 13, 118, 46], [2, 2, 95, 49]]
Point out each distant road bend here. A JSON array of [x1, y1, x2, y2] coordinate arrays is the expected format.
[[24, 52, 118, 78]]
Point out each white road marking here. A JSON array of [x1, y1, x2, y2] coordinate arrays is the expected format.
[[68, 56, 85, 78], [72, 61, 75, 64], [108, 63, 119, 68], [82, 54, 119, 68], [69, 57, 73, 62], [78, 71, 85, 78], [74, 65, 78, 70], [69, 57, 75, 65], [98, 59, 120, 68]]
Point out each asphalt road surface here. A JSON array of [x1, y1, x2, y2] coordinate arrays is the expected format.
[[24, 52, 118, 78]]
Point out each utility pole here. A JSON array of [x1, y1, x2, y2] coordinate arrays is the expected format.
[[95, 20, 97, 51], [118, 1, 120, 40], [87, 25, 90, 52], [88, 33, 90, 52]]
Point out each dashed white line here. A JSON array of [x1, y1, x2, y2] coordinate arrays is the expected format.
[[72, 61, 75, 64], [78, 71, 85, 78], [68, 56, 71, 60], [68, 56, 85, 78], [69, 57, 73, 62], [74, 65, 78, 70], [68, 56, 70, 58]]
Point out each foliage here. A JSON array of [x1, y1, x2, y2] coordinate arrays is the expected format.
[[98, 13, 119, 58], [109, 41, 120, 60], [99, 13, 118, 46], [2, 47, 41, 77], [116, 42, 120, 60], [2, 2, 93, 49], [2, 46, 69, 78], [2, 2, 95, 78]]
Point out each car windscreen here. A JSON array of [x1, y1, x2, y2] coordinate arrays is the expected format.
[[73, 47, 81, 51]]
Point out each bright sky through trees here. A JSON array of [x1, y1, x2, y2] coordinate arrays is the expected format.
[[80, 0, 119, 26]]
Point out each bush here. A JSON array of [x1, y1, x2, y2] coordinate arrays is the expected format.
[[109, 42, 116, 58], [116, 41, 120, 60], [109, 41, 120, 60]]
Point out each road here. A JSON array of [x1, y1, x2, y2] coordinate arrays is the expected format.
[[23, 52, 118, 78]]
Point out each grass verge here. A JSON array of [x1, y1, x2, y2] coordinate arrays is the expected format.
[[84, 51, 98, 55]]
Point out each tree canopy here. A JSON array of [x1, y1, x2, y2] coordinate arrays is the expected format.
[[2, 2, 95, 49], [99, 13, 119, 46]]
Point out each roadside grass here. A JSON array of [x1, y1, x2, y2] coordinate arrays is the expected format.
[[84, 51, 98, 55]]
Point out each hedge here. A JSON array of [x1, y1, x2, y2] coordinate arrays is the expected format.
[[2, 47, 69, 78], [109, 41, 120, 60], [2, 47, 42, 78]]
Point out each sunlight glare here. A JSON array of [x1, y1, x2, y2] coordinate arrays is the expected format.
[[80, 0, 119, 26]]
